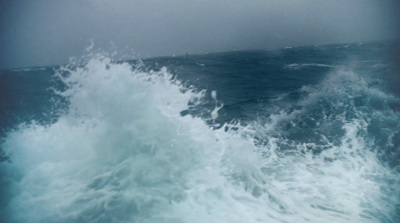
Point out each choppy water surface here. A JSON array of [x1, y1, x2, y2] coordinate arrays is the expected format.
[[0, 41, 399, 222]]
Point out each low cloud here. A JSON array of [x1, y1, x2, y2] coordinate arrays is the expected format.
[[0, 0, 399, 69]]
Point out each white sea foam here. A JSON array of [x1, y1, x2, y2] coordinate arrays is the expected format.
[[284, 63, 334, 70], [1, 56, 399, 222], [11, 67, 47, 72]]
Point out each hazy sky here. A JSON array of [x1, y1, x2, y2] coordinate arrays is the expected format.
[[0, 0, 399, 69]]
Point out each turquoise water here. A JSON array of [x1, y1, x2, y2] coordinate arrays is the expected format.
[[0, 41, 399, 222]]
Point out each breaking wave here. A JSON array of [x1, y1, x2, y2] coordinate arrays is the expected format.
[[0, 55, 399, 223]]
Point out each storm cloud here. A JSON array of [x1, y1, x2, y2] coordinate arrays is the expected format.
[[0, 0, 399, 69]]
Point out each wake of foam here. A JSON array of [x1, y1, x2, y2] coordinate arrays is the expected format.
[[0, 56, 399, 222], [284, 63, 334, 70]]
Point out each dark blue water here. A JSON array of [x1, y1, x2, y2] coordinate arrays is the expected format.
[[0, 41, 399, 222]]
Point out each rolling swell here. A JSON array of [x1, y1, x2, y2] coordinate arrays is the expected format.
[[0, 45, 399, 222]]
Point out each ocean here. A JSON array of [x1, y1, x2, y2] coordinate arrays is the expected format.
[[0, 41, 399, 222]]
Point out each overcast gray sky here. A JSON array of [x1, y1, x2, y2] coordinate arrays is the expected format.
[[0, 0, 399, 69]]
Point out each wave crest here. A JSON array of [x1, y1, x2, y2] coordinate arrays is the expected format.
[[0, 56, 399, 223]]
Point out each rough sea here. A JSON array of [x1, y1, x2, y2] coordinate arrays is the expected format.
[[0, 41, 399, 222]]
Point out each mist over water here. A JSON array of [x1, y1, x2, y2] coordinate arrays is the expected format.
[[0, 42, 400, 222], [1, 0, 399, 69]]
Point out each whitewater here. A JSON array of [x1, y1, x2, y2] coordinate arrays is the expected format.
[[0, 42, 399, 222]]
